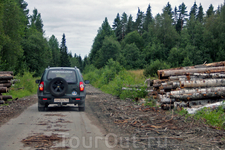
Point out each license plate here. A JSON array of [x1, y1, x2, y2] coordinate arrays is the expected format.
[[54, 98, 69, 102]]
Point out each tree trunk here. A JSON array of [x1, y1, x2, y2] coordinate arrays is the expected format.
[[0, 71, 13, 75], [204, 61, 225, 67], [0, 83, 12, 88], [180, 79, 225, 88], [158, 94, 175, 104], [162, 66, 225, 78], [0, 74, 12, 77], [0, 80, 10, 83], [170, 91, 225, 101], [170, 87, 225, 95], [0, 76, 13, 80], [169, 75, 199, 81], [0, 87, 7, 93], [0, 95, 12, 100]]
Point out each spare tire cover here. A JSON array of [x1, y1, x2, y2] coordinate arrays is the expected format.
[[49, 77, 68, 97]]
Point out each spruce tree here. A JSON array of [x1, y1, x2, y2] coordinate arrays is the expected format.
[[126, 15, 133, 35], [121, 12, 128, 39], [60, 33, 71, 67], [143, 4, 153, 31], [112, 13, 122, 41], [206, 4, 214, 18], [197, 4, 204, 23]]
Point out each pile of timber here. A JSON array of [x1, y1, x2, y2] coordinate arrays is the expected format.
[[0, 71, 13, 104], [150, 61, 225, 109]]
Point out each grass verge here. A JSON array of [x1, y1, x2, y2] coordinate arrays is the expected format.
[[3, 71, 38, 99]]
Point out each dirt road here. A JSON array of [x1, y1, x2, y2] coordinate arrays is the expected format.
[[0, 87, 118, 150], [0, 85, 225, 150]]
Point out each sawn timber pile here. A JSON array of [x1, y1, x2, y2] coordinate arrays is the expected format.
[[0, 71, 13, 104], [151, 61, 225, 109]]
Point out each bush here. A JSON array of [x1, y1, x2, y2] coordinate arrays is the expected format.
[[143, 59, 170, 77], [4, 71, 38, 99]]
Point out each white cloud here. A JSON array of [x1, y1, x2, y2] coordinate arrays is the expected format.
[[25, 0, 223, 58]]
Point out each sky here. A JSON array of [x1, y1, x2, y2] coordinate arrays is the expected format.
[[25, 0, 223, 58]]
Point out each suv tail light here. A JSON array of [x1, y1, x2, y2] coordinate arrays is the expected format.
[[39, 81, 44, 91], [80, 81, 84, 91]]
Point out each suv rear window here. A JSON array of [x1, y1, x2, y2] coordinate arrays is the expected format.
[[47, 70, 77, 83]]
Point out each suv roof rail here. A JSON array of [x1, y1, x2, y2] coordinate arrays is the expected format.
[[75, 66, 77, 69]]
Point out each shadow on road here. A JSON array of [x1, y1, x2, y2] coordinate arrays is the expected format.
[[45, 104, 79, 112]]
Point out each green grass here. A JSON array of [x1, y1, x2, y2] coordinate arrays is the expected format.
[[194, 106, 225, 129], [3, 71, 38, 99], [175, 104, 225, 130]]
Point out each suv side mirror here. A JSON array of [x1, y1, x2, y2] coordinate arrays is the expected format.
[[84, 80, 90, 84], [35, 79, 41, 84]]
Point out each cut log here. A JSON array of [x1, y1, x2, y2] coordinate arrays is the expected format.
[[204, 61, 225, 67], [180, 79, 225, 88], [0, 76, 13, 80], [0, 71, 13, 75], [162, 66, 225, 78], [153, 79, 168, 84], [0, 87, 7, 93], [170, 87, 225, 95], [159, 82, 180, 90], [0, 95, 12, 100], [0, 74, 12, 77], [193, 73, 225, 78], [158, 94, 175, 104], [0, 83, 12, 88], [161, 104, 174, 110], [169, 75, 199, 81], [157, 66, 195, 78], [0, 80, 10, 83], [170, 91, 225, 101], [0, 100, 4, 104]]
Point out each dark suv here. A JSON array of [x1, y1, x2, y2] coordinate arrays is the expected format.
[[36, 67, 89, 111]]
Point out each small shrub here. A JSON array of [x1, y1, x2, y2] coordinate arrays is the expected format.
[[194, 106, 225, 129], [143, 59, 170, 77]]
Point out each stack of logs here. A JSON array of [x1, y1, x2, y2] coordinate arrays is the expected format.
[[0, 71, 13, 104], [150, 61, 225, 109]]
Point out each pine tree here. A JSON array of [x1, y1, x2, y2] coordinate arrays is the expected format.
[[60, 33, 71, 67], [176, 3, 188, 32], [173, 6, 178, 25]]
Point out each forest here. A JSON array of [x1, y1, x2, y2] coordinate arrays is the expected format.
[[1, 0, 225, 77], [0, 0, 83, 76], [89, 2, 225, 76]]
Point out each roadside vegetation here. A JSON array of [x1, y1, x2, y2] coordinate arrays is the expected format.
[[83, 59, 148, 100], [176, 105, 225, 130], [3, 72, 38, 99]]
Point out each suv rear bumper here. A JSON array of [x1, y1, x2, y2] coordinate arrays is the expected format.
[[38, 95, 85, 105]]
